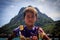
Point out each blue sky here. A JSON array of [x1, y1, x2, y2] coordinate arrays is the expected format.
[[0, 0, 60, 27]]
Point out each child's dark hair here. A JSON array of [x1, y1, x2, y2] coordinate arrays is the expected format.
[[23, 6, 38, 18]]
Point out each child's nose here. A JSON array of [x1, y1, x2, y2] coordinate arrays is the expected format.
[[29, 18, 32, 20]]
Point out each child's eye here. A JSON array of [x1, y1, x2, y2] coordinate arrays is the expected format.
[[32, 16, 34, 18], [27, 16, 34, 18]]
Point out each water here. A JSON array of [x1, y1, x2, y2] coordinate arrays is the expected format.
[[0, 38, 20, 40], [0, 38, 59, 40]]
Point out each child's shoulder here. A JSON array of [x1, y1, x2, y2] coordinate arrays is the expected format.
[[13, 25, 25, 32]]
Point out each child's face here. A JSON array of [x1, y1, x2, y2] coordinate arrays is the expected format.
[[24, 12, 37, 26]]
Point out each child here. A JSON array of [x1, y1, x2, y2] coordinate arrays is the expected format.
[[8, 6, 50, 40]]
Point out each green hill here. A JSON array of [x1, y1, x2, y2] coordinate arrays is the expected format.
[[0, 6, 53, 34]]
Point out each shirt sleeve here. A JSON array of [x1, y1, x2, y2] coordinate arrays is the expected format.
[[13, 27, 20, 37]]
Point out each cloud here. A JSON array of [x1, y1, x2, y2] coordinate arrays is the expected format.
[[37, 0, 60, 21]]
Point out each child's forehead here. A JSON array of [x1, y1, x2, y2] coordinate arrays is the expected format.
[[25, 13, 36, 17], [25, 12, 36, 15]]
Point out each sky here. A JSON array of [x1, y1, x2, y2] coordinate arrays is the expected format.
[[0, 0, 60, 27]]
